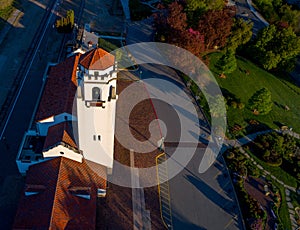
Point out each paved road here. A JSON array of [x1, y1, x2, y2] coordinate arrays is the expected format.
[[235, 0, 267, 36], [0, 0, 57, 115]]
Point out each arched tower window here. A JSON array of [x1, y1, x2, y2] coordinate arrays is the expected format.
[[92, 87, 101, 101]]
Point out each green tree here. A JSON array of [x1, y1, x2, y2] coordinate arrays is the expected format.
[[254, 0, 281, 22], [279, 4, 300, 33], [186, 0, 208, 26], [252, 25, 300, 71], [185, 0, 224, 27], [216, 50, 237, 74], [248, 88, 273, 115], [67, 9, 74, 28], [226, 18, 253, 51], [55, 10, 75, 33]]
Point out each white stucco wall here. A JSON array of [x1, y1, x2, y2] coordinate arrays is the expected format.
[[83, 71, 117, 102], [87, 66, 114, 76], [76, 78, 117, 169], [43, 145, 83, 162]]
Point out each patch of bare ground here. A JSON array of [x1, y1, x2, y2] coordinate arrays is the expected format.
[[96, 74, 164, 229]]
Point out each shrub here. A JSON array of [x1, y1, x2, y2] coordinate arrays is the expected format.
[[237, 102, 245, 109], [266, 158, 283, 167], [226, 151, 235, 159], [231, 101, 237, 108], [248, 88, 273, 115]]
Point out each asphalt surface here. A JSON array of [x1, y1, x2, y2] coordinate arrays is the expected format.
[[138, 64, 243, 229], [234, 0, 266, 36], [126, 18, 244, 229]]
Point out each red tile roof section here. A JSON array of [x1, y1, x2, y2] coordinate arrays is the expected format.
[[43, 121, 77, 151], [79, 48, 115, 70], [13, 157, 107, 230], [35, 55, 80, 121]]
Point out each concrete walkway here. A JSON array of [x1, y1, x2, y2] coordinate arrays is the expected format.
[[130, 150, 151, 230]]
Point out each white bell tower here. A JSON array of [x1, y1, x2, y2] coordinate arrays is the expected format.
[[76, 48, 118, 171]]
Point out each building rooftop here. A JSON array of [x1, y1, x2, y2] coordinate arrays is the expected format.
[[79, 48, 115, 70], [35, 55, 79, 122], [82, 30, 99, 51], [13, 157, 107, 230], [43, 121, 78, 151], [17, 134, 45, 162]]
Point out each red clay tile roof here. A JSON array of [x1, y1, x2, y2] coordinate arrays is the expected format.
[[13, 157, 107, 230], [43, 121, 77, 151], [79, 48, 115, 70], [35, 55, 80, 121]]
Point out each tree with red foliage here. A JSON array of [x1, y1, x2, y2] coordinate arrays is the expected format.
[[154, 2, 205, 56], [198, 8, 234, 50], [183, 28, 205, 56], [167, 2, 187, 31]]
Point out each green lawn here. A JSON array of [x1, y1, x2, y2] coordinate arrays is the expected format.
[[98, 38, 121, 52], [208, 52, 300, 134]]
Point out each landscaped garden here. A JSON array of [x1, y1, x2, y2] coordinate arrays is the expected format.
[[225, 147, 292, 230], [224, 130, 300, 229], [247, 132, 300, 184]]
